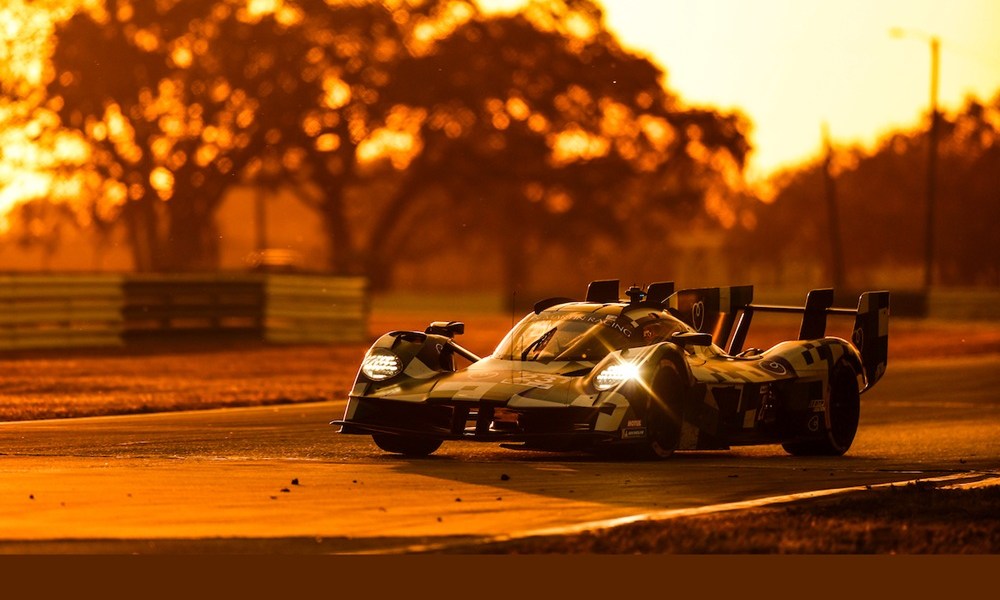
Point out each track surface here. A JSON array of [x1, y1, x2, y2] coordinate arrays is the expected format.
[[1, 354, 998, 553]]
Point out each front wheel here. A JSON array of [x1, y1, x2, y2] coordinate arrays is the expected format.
[[372, 433, 442, 457], [782, 362, 861, 456], [614, 364, 685, 460]]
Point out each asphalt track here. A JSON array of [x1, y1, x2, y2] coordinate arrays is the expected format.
[[1, 353, 998, 553]]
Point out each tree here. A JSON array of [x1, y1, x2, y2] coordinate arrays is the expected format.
[[363, 0, 751, 291], [46, 0, 448, 273], [0, 0, 113, 254], [735, 92, 1000, 287], [42, 0, 752, 286], [48, 1, 302, 270]]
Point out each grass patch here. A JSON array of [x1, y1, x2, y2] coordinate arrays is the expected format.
[[452, 483, 1000, 554], [0, 341, 365, 421]]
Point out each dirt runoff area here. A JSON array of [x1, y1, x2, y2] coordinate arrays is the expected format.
[[1, 314, 1000, 422]]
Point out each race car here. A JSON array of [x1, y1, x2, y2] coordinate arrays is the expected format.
[[332, 281, 889, 458]]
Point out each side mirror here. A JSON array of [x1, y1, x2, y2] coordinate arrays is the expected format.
[[671, 331, 713, 348], [425, 321, 465, 338]]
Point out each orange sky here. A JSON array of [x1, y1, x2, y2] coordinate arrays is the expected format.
[[3, 0, 998, 224], [485, 0, 1000, 178]]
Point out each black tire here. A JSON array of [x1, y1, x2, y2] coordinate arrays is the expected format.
[[782, 362, 861, 456], [624, 364, 685, 460], [372, 433, 442, 457]]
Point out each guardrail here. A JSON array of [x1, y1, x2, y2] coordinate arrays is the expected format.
[[122, 274, 265, 341], [265, 275, 368, 344], [0, 274, 368, 350], [0, 275, 125, 350]]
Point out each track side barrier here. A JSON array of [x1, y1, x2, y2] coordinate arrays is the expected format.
[[0, 275, 124, 350], [0, 273, 369, 349]]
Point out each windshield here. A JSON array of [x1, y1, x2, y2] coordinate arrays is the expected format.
[[493, 310, 690, 363]]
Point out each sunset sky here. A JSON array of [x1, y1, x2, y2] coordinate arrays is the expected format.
[[486, 0, 1000, 177], [2, 0, 998, 223]]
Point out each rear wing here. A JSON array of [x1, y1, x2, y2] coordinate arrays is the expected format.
[[726, 288, 890, 389], [665, 285, 754, 345], [577, 280, 888, 389]]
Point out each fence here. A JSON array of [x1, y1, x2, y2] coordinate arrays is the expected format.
[[0, 273, 368, 350], [0, 275, 125, 350]]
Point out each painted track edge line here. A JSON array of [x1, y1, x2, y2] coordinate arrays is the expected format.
[[360, 471, 995, 554]]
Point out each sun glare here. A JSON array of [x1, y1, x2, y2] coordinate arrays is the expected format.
[[1, 0, 997, 235]]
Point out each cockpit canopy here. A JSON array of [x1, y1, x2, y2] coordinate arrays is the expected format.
[[492, 306, 693, 364]]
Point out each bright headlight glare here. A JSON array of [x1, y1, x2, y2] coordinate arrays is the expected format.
[[361, 349, 403, 381], [593, 362, 640, 391]]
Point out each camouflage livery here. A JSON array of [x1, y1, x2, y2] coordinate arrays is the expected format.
[[333, 280, 890, 458]]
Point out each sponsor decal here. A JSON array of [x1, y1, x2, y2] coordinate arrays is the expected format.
[[692, 301, 705, 331], [757, 360, 788, 375], [603, 315, 633, 338], [467, 370, 500, 380], [808, 398, 825, 411], [502, 372, 558, 389], [852, 327, 864, 350], [622, 427, 647, 439], [372, 384, 403, 397], [627, 419, 643, 427], [539, 311, 635, 337], [758, 359, 788, 375]]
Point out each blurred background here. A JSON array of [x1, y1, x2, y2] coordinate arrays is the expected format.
[[1, 0, 998, 305]]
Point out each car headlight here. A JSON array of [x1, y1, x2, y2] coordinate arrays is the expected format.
[[593, 361, 640, 391], [361, 348, 403, 381]]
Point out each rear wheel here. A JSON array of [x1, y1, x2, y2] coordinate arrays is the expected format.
[[782, 362, 861, 456], [372, 434, 442, 457]]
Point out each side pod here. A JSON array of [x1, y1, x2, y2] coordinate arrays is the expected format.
[[727, 289, 890, 391]]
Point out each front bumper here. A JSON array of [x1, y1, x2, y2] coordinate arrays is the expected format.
[[332, 396, 618, 444]]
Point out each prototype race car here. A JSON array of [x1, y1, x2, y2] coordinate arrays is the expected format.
[[332, 281, 889, 458]]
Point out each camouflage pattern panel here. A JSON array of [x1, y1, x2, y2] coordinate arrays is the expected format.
[[685, 340, 812, 386], [666, 285, 753, 346], [425, 359, 592, 407], [590, 391, 634, 433], [757, 338, 858, 383], [351, 331, 458, 399], [798, 288, 835, 340], [363, 355, 601, 408], [678, 381, 724, 450], [852, 291, 890, 390]]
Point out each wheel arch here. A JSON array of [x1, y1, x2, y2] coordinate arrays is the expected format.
[[831, 343, 866, 393]]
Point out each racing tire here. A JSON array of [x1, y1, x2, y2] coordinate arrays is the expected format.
[[607, 364, 684, 460], [782, 361, 861, 457], [372, 434, 443, 457], [644, 364, 686, 458]]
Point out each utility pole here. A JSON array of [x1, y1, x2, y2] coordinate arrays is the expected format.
[[891, 28, 940, 290], [925, 36, 940, 290], [821, 123, 845, 290]]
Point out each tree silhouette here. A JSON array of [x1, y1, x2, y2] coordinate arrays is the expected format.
[[365, 0, 751, 290], [735, 92, 1000, 287], [44, 0, 751, 284], [47, 0, 447, 272], [50, 0, 242, 270]]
